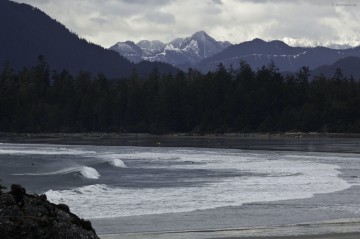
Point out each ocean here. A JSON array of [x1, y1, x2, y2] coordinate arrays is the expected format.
[[1, 140, 360, 238]]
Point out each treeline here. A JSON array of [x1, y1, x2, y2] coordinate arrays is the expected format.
[[1, 58, 360, 133]]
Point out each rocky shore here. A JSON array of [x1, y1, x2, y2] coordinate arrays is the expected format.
[[0, 184, 99, 239]]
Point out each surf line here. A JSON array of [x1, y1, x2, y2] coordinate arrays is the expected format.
[[12, 166, 100, 179]]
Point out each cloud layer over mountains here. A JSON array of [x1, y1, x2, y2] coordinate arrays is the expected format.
[[13, 0, 360, 48]]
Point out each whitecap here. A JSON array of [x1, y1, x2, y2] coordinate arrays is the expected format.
[[45, 150, 351, 219], [78, 166, 100, 179], [0, 143, 97, 156], [109, 159, 127, 168], [13, 166, 100, 179], [94, 153, 128, 168]]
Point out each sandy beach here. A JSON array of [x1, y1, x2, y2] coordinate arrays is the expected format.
[[96, 217, 360, 239], [221, 234, 360, 239], [99, 233, 360, 239], [98, 225, 360, 239]]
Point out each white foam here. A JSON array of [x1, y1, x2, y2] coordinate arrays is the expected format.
[[110, 159, 127, 168], [45, 149, 351, 219], [14, 166, 100, 179], [0, 144, 95, 156], [79, 166, 100, 179], [96, 154, 127, 168]]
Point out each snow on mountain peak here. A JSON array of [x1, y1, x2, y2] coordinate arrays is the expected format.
[[170, 38, 186, 48], [191, 31, 210, 39], [110, 31, 233, 68], [111, 41, 139, 54], [183, 40, 200, 55], [137, 40, 165, 54], [282, 37, 357, 49], [164, 43, 181, 52]]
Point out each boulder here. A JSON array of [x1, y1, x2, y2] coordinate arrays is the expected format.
[[0, 184, 99, 239]]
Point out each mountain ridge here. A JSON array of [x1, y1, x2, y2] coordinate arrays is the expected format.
[[0, 0, 176, 79], [111, 33, 360, 75], [110, 31, 232, 68], [195, 38, 360, 73], [312, 56, 360, 79], [3, 0, 359, 79]]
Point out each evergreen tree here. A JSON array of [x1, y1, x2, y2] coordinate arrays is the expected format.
[[1, 58, 360, 134]]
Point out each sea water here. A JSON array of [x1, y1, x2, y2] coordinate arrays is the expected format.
[[1, 142, 360, 236]]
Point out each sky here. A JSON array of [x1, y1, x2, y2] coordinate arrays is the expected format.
[[12, 0, 360, 48]]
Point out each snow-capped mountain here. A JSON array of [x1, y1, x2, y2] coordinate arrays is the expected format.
[[282, 37, 357, 50], [137, 40, 165, 56], [196, 38, 360, 73], [0, 0, 177, 79], [109, 31, 232, 68], [109, 41, 143, 63], [110, 32, 360, 74]]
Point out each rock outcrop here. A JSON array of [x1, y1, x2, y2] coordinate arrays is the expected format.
[[0, 184, 99, 239]]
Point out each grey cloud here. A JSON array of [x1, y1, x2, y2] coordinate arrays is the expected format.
[[121, 0, 172, 5], [143, 12, 175, 24], [237, 0, 298, 3], [11, 0, 360, 48], [212, 0, 223, 5], [31, 0, 50, 3], [90, 17, 108, 25], [236, 0, 334, 5]]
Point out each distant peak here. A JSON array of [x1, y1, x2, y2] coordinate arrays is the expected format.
[[125, 40, 136, 45], [137, 39, 164, 45], [251, 38, 266, 43], [194, 30, 207, 35], [191, 31, 210, 38], [270, 39, 285, 44], [269, 40, 289, 47]]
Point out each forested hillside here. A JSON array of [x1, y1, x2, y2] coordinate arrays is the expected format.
[[0, 0, 176, 79], [1, 59, 359, 133]]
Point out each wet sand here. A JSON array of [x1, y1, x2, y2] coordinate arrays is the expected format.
[[213, 233, 360, 239], [99, 228, 360, 239], [212, 233, 360, 239], [97, 217, 360, 239], [99, 233, 360, 239], [91, 177, 360, 239]]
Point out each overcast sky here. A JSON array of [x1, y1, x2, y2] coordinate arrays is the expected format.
[[12, 0, 360, 48]]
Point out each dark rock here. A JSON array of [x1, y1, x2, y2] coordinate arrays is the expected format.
[[56, 203, 70, 213], [9, 184, 26, 207], [38, 194, 47, 201], [0, 184, 100, 239]]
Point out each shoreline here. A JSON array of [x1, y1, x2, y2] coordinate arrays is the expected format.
[[214, 233, 360, 239], [2, 132, 360, 154], [2, 131, 360, 141], [3, 133, 360, 239], [99, 232, 360, 239], [91, 186, 360, 239], [96, 217, 360, 239]]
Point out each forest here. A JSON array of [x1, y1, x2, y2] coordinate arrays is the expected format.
[[1, 57, 360, 134]]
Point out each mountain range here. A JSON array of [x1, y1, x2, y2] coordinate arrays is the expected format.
[[110, 31, 231, 68], [2, 0, 359, 80], [0, 0, 176, 79], [112, 33, 360, 79], [197, 38, 360, 73]]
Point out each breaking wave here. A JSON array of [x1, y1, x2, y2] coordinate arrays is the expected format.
[[108, 159, 127, 168], [96, 154, 127, 168], [45, 151, 351, 219], [13, 166, 100, 179]]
